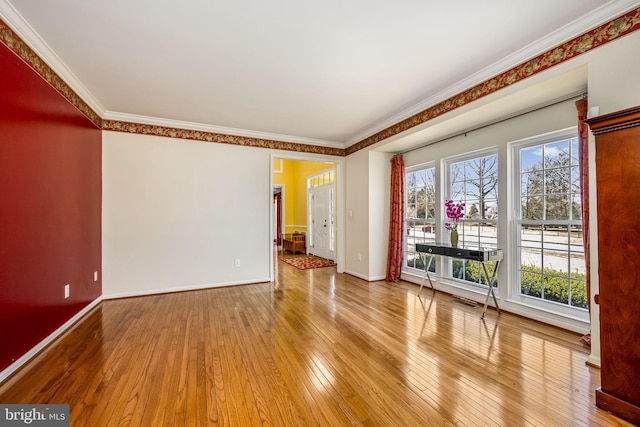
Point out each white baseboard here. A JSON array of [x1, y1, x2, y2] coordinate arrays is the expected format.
[[342, 270, 387, 282], [343, 270, 370, 281], [0, 297, 103, 384], [103, 278, 272, 300]]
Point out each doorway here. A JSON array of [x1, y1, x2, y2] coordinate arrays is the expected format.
[[270, 155, 343, 280]]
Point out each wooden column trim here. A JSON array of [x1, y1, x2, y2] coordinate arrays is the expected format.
[[585, 105, 640, 135], [586, 104, 640, 426]]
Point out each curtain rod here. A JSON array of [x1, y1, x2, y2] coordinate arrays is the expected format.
[[399, 91, 587, 156]]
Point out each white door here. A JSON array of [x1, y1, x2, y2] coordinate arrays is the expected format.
[[308, 183, 335, 260]]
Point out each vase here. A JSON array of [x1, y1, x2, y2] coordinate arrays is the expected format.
[[450, 229, 459, 247]]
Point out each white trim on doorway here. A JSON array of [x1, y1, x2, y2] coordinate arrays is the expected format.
[[269, 153, 345, 282]]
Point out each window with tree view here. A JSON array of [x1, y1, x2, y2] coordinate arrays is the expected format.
[[448, 152, 498, 285], [517, 133, 587, 309], [405, 166, 436, 273]]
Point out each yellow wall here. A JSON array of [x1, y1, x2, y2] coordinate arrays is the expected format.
[[273, 158, 334, 234]]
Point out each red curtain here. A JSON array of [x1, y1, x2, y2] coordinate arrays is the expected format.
[[386, 155, 405, 282], [577, 97, 591, 345]]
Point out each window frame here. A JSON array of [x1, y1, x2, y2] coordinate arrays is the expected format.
[[511, 127, 588, 317], [444, 148, 499, 288], [403, 162, 437, 275]]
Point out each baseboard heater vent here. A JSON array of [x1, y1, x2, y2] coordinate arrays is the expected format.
[[452, 295, 478, 307]]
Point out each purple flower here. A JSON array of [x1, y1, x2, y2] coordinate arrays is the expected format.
[[444, 200, 465, 228]]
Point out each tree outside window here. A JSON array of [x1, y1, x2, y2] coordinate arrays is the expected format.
[[405, 166, 436, 272], [517, 136, 586, 309], [449, 153, 499, 285]]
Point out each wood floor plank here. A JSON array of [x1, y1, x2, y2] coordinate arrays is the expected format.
[[0, 253, 634, 426]]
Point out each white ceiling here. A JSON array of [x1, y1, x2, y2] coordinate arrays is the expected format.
[[2, 0, 638, 150]]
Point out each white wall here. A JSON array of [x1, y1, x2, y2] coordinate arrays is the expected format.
[[344, 150, 370, 279], [343, 150, 390, 281], [588, 31, 640, 117], [369, 151, 391, 280], [102, 131, 271, 298]]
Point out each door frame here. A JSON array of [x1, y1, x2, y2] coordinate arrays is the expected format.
[[269, 153, 345, 281]]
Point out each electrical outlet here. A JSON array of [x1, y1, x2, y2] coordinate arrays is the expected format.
[[94, 271, 98, 281], [64, 284, 70, 299], [357, 253, 362, 261], [235, 259, 241, 267]]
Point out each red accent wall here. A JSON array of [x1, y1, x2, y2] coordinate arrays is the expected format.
[[0, 42, 101, 372]]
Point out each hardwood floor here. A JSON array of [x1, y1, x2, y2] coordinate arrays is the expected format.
[[0, 255, 631, 426]]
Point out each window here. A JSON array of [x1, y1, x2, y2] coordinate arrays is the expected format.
[[405, 165, 436, 273], [400, 100, 588, 328], [515, 131, 586, 310], [447, 152, 499, 285]]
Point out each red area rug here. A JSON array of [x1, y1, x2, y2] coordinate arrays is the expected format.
[[280, 255, 336, 270]]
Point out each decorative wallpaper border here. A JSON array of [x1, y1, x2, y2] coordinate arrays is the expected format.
[[346, 7, 640, 155], [102, 120, 346, 156], [2, 7, 639, 155], [0, 20, 103, 129]]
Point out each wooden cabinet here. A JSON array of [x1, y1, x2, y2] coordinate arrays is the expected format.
[[586, 106, 640, 425], [282, 233, 306, 254]]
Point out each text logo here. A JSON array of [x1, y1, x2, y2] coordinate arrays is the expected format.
[[1, 405, 69, 426]]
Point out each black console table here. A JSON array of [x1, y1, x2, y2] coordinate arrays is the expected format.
[[416, 243, 503, 318]]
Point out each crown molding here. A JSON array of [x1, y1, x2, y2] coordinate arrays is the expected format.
[[345, 0, 640, 147], [3, 0, 639, 153], [346, 5, 640, 155], [102, 111, 344, 149], [0, 0, 105, 117], [102, 119, 346, 156], [0, 0, 335, 150]]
